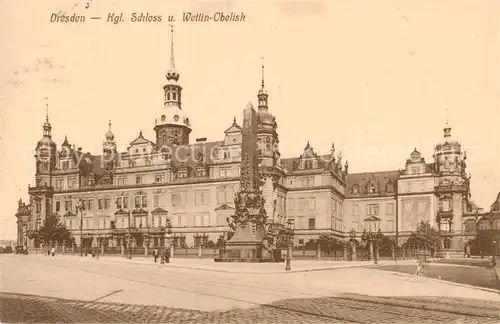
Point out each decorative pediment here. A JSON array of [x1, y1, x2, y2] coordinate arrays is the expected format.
[[151, 207, 168, 215], [114, 209, 129, 216], [364, 215, 381, 222], [215, 203, 234, 211], [132, 208, 148, 215], [64, 211, 76, 217]]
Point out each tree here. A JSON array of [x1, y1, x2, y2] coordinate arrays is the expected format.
[[318, 233, 342, 253], [30, 213, 72, 245], [405, 221, 440, 250]]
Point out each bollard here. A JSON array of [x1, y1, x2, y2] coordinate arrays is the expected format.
[[285, 258, 291, 271]]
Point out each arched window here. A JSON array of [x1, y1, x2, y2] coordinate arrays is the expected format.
[[173, 93, 177, 101], [167, 93, 171, 100], [351, 184, 360, 194]]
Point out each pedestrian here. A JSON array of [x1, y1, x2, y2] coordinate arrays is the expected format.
[[165, 248, 170, 263], [160, 249, 165, 264], [153, 248, 158, 263], [51, 247, 55, 257]]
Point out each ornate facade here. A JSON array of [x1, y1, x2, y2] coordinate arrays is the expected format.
[[15, 30, 481, 254]]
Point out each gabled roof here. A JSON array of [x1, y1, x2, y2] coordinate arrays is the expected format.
[[114, 209, 129, 216], [215, 203, 234, 211], [151, 207, 168, 215], [130, 131, 154, 146], [224, 117, 242, 134], [364, 215, 381, 222]]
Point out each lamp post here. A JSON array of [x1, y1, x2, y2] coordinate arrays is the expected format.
[[76, 199, 84, 257], [285, 218, 294, 271], [127, 210, 132, 259], [349, 229, 357, 261]]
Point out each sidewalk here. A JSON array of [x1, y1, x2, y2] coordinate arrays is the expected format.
[[52, 253, 415, 274]]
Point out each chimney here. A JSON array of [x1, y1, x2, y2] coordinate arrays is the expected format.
[[196, 137, 207, 143]]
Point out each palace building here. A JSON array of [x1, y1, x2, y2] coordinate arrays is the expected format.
[[16, 29, 481, 255]]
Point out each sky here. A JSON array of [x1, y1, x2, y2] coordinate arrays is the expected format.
[[1, 0, 499, 240]]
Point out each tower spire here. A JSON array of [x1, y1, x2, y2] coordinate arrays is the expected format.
[[43, 97, 52, 137], [170, 24, 175, 69], [257, 57, 268, 109], [44, 97, 49, 122], [261, 56, 265, 89], [443, 108, 452, 138]]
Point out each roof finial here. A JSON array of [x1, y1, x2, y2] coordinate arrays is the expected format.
[[169, 24, 175, 69], [445, 108, 449, 125], [108, 120, 112, 131], [261, 56, 265, 89], [139, 130, 143, 137], [233, 116, 236, 124]]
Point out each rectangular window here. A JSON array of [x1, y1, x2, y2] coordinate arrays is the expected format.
[[386, 203, 394, 215], [98, 199, 104, 210], [154, 194, 160, 208], [421, 182, 426, 191], [195, 192, 203, 206], [142, 196, 147, 208], [56, 201, 60, 212], [67, 178, 73, 188], [105, 198, 110, 210], [308, 198, 316, 211], [406, 184, 411, 193], [203, 213, 210, 227], [287, 198, 295, 211], [195, 214, 202, 227], [117, 198, 122, 209], [65, 200, 72, 211], [135, 196, 140, 208], [417, 200, 427, 214], [172, 193, 181, 207], [136, 176, 142, 184], [308, 217, 316, 230], [154, 174, 164, 183], [352, 205, 359, 216], [297, 198, 308, 211], [217, 190, 225, 204], [123, 197, 128, 209], [367, 204, 380, 215]]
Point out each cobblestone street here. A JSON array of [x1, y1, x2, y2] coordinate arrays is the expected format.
[[2, 255, 500, 323]]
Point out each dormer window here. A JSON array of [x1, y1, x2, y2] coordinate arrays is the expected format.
[[351, 184, 360, 194], [369, 185, 377, 194], [386, 184, 394, 193]]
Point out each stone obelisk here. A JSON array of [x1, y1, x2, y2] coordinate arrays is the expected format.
[[215, 102, 271, 262]]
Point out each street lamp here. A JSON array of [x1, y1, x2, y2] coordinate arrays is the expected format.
[[285, 218, 294, 271], [127, 210, 132, 259], [76, 199, 85, 257]]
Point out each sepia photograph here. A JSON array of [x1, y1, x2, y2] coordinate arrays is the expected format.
[[1, 0, 499, 323]]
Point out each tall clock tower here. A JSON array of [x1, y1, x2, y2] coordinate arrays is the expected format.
[[154, 26, 191, 149]]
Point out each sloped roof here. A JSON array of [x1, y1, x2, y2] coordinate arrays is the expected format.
[[346, 170, 400, 198]]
